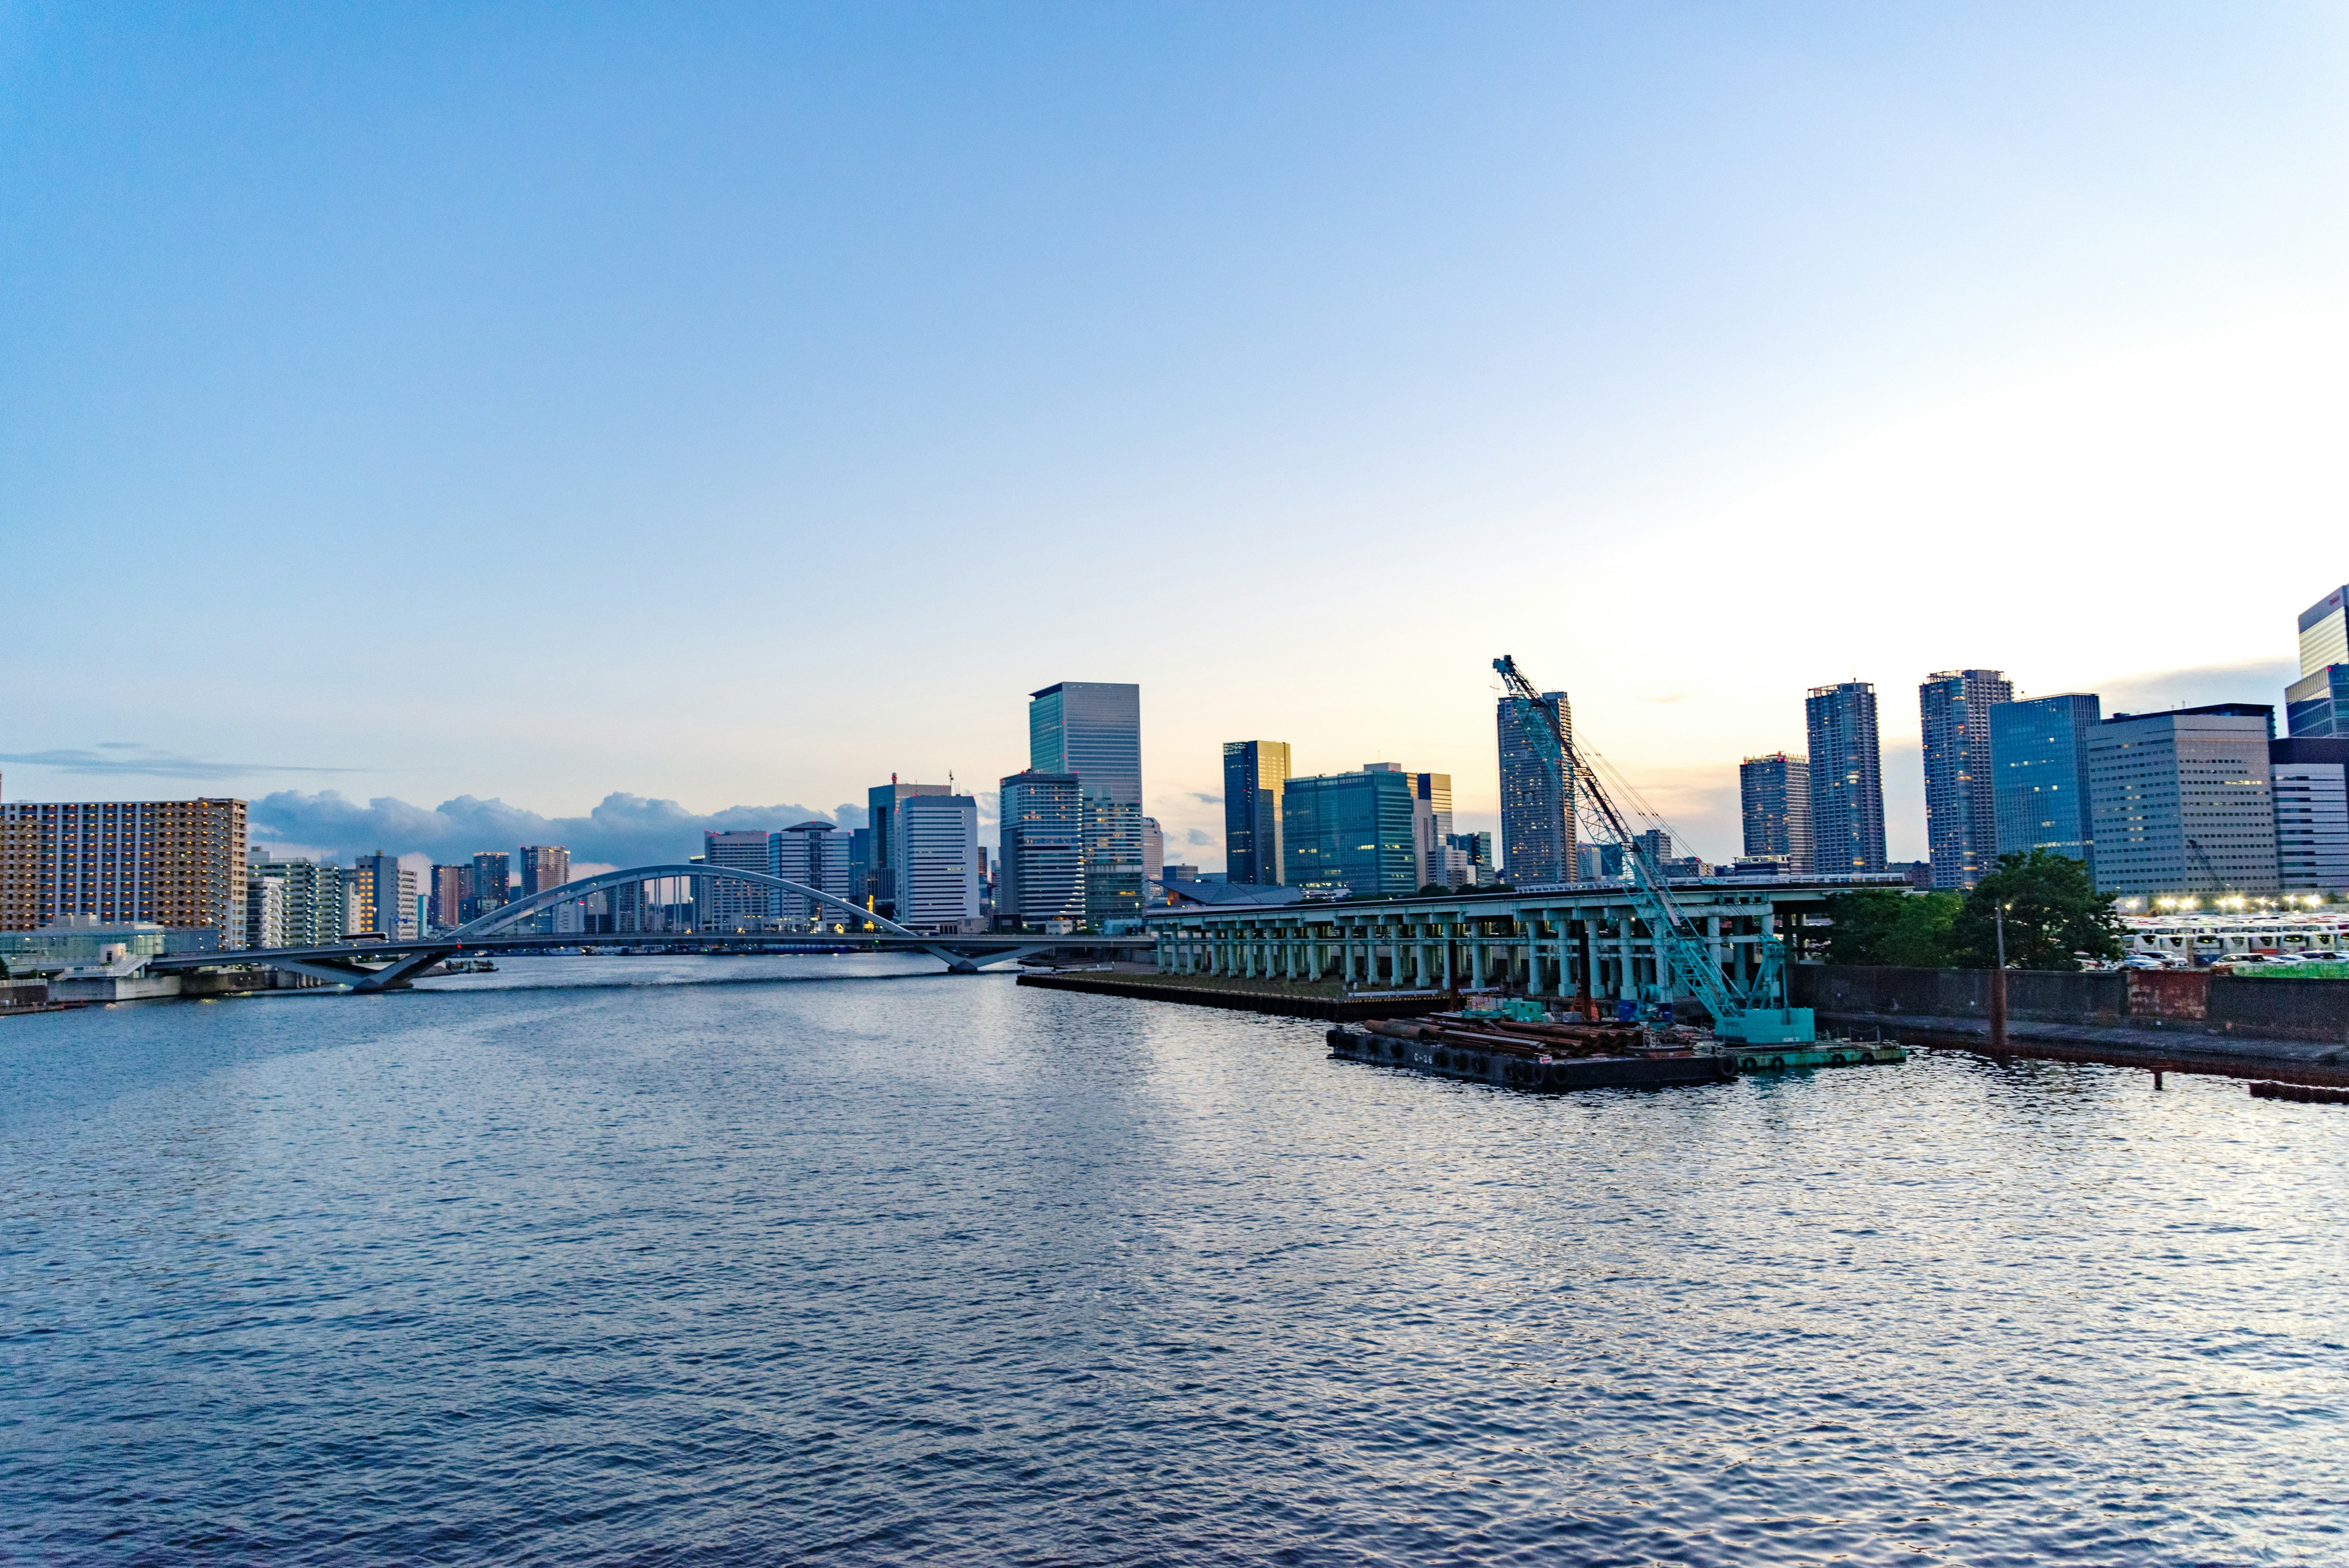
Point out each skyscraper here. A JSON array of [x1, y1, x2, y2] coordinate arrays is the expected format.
[[1221, 740, 1290, 886], [2269, 737, 2349, 893], [867, 778, 951, 916], [895, 792, 981, 932], [1497, 689, 1574, 885], [351, 852, 418, 940], [701, 830, 773, 928], [2087, 704, 2278, 897], [467, 850, 512, 921], [1031, 682, 1143, 927], [999, 770, 1084, 928], [516, 845, 570, 898], [1282, 768, 1417, 897], [1989, 693, 2100, 873], [770, 822, 856, 924], [429, 863, 467, 929], [1412, 771, 1452, 887], [1920, 669, 2014, 890], [2287, 585, 2349, 738], [1740, 753, 1811, 866], [1805, 682, 1887, 875]]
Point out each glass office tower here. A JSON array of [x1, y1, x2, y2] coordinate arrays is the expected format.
[[998, 770, 1085, 928], [1989, 693, 2100, 875], [1281, 768, 1417, 897], [1222, 740, 1290, 886], [1030, 682, 1144, 927], [1740, 752, 1811, 866], [1805, 682, 1887, 875]]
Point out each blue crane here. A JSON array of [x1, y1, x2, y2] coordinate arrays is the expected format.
[[1493, 654, 1816, 1045]]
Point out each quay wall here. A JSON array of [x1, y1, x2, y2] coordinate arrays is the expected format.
[[1793, 965, 2349, 1047]]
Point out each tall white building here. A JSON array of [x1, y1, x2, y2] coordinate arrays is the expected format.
[[2087, 704, 2279, 898], [701, 830, 773, 928], [896, 793, 980, 932]]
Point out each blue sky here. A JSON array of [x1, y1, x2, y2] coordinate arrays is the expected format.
[[3, 3, 2343, 868]]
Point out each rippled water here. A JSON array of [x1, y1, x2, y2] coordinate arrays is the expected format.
[[4, 956, 2345, 1564]]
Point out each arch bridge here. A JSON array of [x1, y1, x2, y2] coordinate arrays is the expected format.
[[157, 863, 1143, 992]]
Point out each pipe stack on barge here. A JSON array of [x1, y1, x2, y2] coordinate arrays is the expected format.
[[1327, 1003, 1906, 1094]]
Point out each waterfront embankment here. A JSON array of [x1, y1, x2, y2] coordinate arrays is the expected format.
[[1016, 968, 1450, 1020]]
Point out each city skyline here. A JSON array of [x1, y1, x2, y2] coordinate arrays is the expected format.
[[4, 7, 2340, 869]]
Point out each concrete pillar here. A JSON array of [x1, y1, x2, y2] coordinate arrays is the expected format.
[[1617, 908, 1636, 1000]]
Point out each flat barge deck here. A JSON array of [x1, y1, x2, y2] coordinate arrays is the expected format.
[[1327, 1014, 1906, 1094]]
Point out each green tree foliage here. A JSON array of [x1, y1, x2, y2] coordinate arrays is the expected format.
[[1817, 888, 1961, 967], [1948, 850, 2123, 971]]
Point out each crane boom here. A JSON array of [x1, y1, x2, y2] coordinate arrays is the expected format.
[[1493, 654, 1813, 1045]]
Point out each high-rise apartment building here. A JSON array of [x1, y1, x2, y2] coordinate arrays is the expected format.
[[999, 770, 1084, 928], [1631, 828, 1672, 875], [2269, 738, 2349, 893], [0, 796, 247, 944], [702, 829, 774, 928], [1920, 669, 2013, 890], [466, 850, 511, 923], [249, 854, 344, 947], [1282, 768, 1417, 897], [1739, 753, 1811, 866], [1806, 682, 1887, 875], [1221, 740, 1290, 886], [1497, 689, 1575, 885], [245, 868, 289, 950], [1031, 682, 1144, 927], [1989, 693, 2100, 874], [429, 864, 467, 930], [867, 778, 952, 915], [517, 845, 570, 897], [350, 852, 418, 940], [770, 822, 857, 924], [2287, 586, 2349, 738], [2087, 704, 2278, 898], [894, 792, 980, 932]]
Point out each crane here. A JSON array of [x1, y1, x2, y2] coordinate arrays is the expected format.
[[1494, 654, 1815, 1045]]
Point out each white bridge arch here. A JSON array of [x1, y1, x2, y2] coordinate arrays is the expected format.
[[447, 863, 916, 939]]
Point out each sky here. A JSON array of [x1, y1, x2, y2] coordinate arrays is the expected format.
[[2, 2, 2343, 870]]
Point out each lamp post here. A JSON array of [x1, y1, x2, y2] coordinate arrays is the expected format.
[[1989, 901, 2010, 1052]]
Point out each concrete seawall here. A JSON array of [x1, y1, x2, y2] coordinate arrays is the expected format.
[[1793, 964, 2349, 1077]]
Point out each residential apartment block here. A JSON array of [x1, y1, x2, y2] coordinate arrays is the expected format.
[[1920, 668, 2013, 890], [0, 796, 247, 945]]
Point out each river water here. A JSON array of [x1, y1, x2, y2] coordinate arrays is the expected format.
[[3, 956, 2344, 1564]]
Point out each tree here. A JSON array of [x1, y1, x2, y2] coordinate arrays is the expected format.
[[1947, 850, 2122, 971], [1816, 888, 1961, 967]]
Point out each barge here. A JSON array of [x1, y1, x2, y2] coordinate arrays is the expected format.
[[1327, 1006, 1905, 1094]]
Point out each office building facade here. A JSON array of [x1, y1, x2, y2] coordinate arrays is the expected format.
[[1282, 768, 1417, 898], [1806, 682, 1887, 875], [350, 852, 418, 940], [867, 778, 952, 916], [895, 792, 981, 932], [1989, 693, 2100, 874], [1920, 668, 2013, 890], [2086, 704, 2278, 898], [701, 829, 774, 927], [770, 822, 858, 924], [517, 845, 571, 898], [1497, 689, 1575, 885], [2287, 585, 2349, 738], [429, 864, 467, 930], [1739, 753, 1811, 866], [999, 770, 1085, 928], [1222, 740, 1290, 886], [0, 796, 248, 945], [1031, 682, 1145, 927], [2269, 738, 2349, 893]]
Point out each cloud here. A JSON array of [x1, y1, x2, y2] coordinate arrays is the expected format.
[[1189, 792, 1223, 804], [1185, 827, 1213, 846], [251, 790, 861, 866], [0, 746, 353, 781]]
